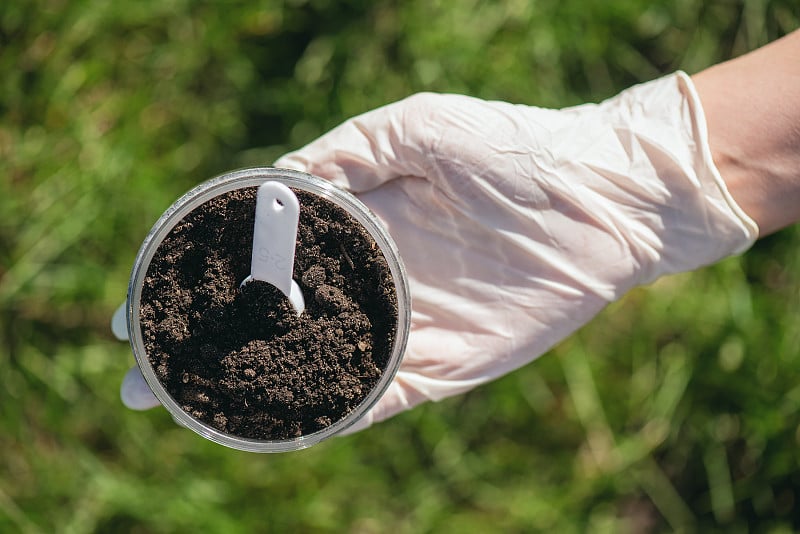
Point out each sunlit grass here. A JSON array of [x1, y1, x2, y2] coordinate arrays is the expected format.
[[1, 1, 799, 532]]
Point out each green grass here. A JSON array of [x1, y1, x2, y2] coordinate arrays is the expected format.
[[2, 0, 799, 532]]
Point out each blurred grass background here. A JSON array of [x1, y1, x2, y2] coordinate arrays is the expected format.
[[1, 0, 799, 532]]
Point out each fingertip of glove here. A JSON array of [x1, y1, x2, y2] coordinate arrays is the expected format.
[[111, 302, 128, 341], [273, 152, 307, 172], [337, 410, 373, 437], [121, 366, 161, 410], [274, 153, 351, 189], [336, 380, 408, 437]]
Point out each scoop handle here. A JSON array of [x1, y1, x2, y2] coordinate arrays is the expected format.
[[250, 181, 300, 298]]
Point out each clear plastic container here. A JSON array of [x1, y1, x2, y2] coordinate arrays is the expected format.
[[125, 167, 410, 452]]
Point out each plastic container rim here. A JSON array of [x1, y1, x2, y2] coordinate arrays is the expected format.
[[126, 167, 411, 452]]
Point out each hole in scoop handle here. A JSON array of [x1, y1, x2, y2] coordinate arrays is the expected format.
[[250, 181, 300, 299]]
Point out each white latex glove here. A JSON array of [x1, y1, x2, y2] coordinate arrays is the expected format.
[[119, 72, 758, 433]]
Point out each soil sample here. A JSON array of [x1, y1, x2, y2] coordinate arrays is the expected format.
[[139, 186, 398, 441]]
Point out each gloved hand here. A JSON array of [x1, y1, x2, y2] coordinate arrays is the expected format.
[[119, 71, 758, 433]]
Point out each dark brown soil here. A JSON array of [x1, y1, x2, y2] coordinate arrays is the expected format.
[[139, 186, 398, 440]]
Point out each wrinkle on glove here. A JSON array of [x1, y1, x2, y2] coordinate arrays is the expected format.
[[274, 71, 758, 434]]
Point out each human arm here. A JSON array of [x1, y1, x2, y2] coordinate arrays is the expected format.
[[120, 33, 800, 435], [693, 28, 800, 236], [270, 72, 759, 432]]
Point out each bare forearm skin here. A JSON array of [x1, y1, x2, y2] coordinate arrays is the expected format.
[[693, 29, 800, 237]]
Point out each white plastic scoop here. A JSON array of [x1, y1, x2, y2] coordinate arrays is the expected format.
[[240, 181, 305, 314]]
